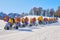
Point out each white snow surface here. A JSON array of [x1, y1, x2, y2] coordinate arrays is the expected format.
[[58, 18, 60, 23], [0, 25, 60, 40], [0, 20, 7, 30]]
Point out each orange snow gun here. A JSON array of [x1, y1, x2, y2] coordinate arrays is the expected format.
[[15, 17, 21, 23], [54, 18, 58, 22], [32, 17, 36, 22], [24, 17, 29, 22], [44, 18, 48, 22], [48, 18, 51, 22], [51, 18, 53, 22], [4, 16, 9, 22], [48, 18, 53, 23]]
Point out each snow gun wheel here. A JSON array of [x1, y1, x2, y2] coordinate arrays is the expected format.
[[4, 26, 9, 30], [15, 26, 18, 29], [29, 24, 32, 26], [32, 17, 36, 26], [22, 23, 25, 27]]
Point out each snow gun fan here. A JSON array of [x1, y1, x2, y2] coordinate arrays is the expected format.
[[38, 16, 44, 24], [29, 17, 36, 26], [4, 15, 9, 22], [14, 17, 21, 29]]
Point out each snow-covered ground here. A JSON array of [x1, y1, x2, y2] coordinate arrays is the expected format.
[[58, 18, 60, 23], [0, 20, 7, 30], [0, 17, 60, 40], [0, 25, 60, 40]]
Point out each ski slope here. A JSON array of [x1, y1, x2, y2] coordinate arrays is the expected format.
[[0, 25, 60, 40], [0, 16, 60, 40], [0, 20, 7, 30]]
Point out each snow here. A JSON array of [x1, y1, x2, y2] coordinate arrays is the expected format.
[[0, 16, 60, 40], [0, 25, 60, 40], [0, 20, 7, 30], [58, 18, 60, 24]]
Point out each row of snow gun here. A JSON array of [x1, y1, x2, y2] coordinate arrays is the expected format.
[[3, 16, 58, 30], [4, 16, 58, 25]]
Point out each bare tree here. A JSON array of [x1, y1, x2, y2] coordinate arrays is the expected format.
[[42, 10, 46, 16], [38, 7, 42, 15], [50, 8, 55, 17], [55, 6, 60, 17]]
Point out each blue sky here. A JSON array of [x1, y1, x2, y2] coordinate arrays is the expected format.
[[0, 0, 60, 14]]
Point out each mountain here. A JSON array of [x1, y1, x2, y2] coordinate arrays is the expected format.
[[8, 13, 20, 18], [0, 12, 7, 20]]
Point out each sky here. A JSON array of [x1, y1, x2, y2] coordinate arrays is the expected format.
[[0, 0, 60, 14]]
